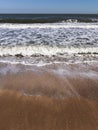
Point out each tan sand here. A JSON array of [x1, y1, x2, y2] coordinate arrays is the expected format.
[[0, 63, 98, 130], [0, 90, 98, 130], [1, 71, 98, 100]]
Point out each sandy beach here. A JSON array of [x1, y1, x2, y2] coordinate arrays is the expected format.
[[0, 62, 98, 130], [0, 14, 98, 130]]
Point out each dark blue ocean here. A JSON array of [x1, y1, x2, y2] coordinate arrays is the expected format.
[[0, 14, 98, 23]]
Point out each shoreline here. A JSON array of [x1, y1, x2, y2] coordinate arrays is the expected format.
[[0, 62, 98, 99], [0, 62, 98, 129]]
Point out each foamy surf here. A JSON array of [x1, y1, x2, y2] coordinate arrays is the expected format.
[[0, 22, 98, 65], [0, 45, 98, 65], [0, 22, 98, 29], [0, 46, 98, 56], [0, 23, 98, 47]]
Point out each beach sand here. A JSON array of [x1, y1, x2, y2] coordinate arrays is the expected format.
[[0, 62, 98, 130]]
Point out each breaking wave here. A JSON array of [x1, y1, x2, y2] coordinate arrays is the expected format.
[[0, 45, 98, 57], [0, 22, 98, 65], [0, 45, 98, 66], [0, 22, 98, 47]]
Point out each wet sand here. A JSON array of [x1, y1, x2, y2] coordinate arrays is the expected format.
[[0, 63, 98, 130]]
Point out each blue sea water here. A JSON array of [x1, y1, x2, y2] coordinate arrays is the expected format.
[[0, 14, 98, 23]]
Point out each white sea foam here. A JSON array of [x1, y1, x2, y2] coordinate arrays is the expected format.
[[0, 46, 98, 56], [0, 23, 98, 47], [0, 23, 98, 29], [0, 22, 98, 65]]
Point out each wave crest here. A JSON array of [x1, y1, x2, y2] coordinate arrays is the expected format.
[[0, 45, 98, 57]]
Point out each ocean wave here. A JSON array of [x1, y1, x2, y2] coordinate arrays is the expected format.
[[0, 22, 98, 65], [0, 45, 98, 57], [0, 17, 98, 23], [0, 23, 98, 47], [0, 22, 98, 29]]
